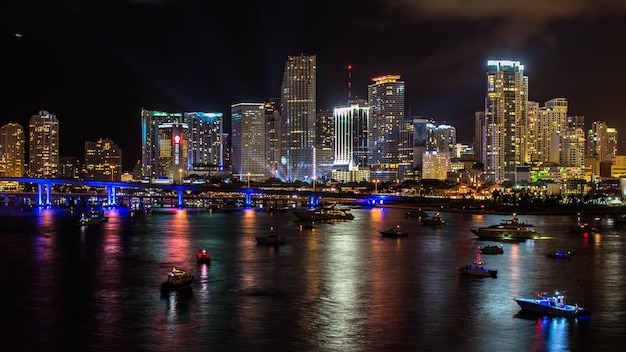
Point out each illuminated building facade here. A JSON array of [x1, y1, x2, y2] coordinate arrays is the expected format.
[[29, 110, 59, 178], [84, 138, 122, 181], [231, 103, 266, 182], [265, 100, 282, 179], [0, 123, 25, 177], [483, 60, 527, 183], [280, 54, 316, 182], [368, 75, 405, 181], [422, 150, 450, 180], [315, 108, 334, 179], [333, 100, 370, 169], [141, 109, 223, 182]]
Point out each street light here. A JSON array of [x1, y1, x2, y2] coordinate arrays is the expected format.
[[179, 168, 183, 185], [247, 172, 251, 188], [374, 180, 379, 194], [110, 165, 114, 182], [312, 177, 316, 192]]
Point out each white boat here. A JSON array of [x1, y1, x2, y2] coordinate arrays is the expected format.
[[470, 213, 540, 240], [514, 291, 590, 318], [293, 205, 355, 221], [457, 261, 497, 278], [255, 227, 288, 245]]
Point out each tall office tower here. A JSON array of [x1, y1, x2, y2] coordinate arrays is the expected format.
[[587, 121, 609, 161], [526, 101, 540, 163], [265, 101, 282, 180], [333, 100, 370, 169], [316, 108, 335, 179], [398, 117, 414, 180], [84, 138, 123, 181], [607, 127, 618, 160], [141, 109, 184, 180], [560, 127, 586, 168], [141, 109, 222, 181], [280, 54, 316, 182], [184, 112, 224, 171], [0, 123, 25, 177], [368, 75, 405, 181], [483, 60, 528, 183], [29, 110, 59, 178], [473, 111, 484, 164], [412, 117, 436, 179], [432, 124, 456, 155], [231, 103, 266, 182]]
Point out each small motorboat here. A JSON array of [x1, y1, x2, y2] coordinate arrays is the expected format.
[[569, 223, 599, 234], [196, 249, 211, 264], [514, 291, 590, 318], [421, 213, 445, 226], [457, 261, 498, 278], [299, 222, 317, 230], [160, 267, 195, 291], [406, 209, 429, 218], [479, 244, 504, 255], [256, 227, 287, 245], [380, 225, 408, 237], [546, 250, 572, 260], [77, 209, 108, 226]]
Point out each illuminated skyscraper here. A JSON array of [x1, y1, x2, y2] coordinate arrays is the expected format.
[[84, 138, 122, 181], [231, 103, 266, 182], [316, 108, 334, 179], [29, 110, 59, 178], [333, 100, 370, 169], [280, 54, 316, 182], [0, 123, 25, 177], [141, 109, 223, 182], [483, 60, 528, 183], [368, 75, 404, 181]]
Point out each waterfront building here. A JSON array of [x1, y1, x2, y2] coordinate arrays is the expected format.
[[28, 110, 59, 179], [280, 54, 316, 182], [368, 74, 405, 181], [316, 108, 335, 179], [84, 138, 122, 181], [141, 109, 223, 182], [0, 123, 25, 177], [422, 150, 450, 180], [398, 117, 415, 180], [587, 121, 609, 161], [333, 100, 370, 170], [483, 60, 528, 183], [265, 100, 282, 180], [231, 103, 266, 182], [527, 98, 568, 164], [58, 156, 83, 180], [412, 117, 436, 180]]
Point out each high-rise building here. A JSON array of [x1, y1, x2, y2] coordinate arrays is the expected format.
[[29, 110, 59, 178], [398, 117, 415, 180], [483, 60, 528, 183], [265, 100, 282, 180], [84, 138, 123, 181], [231, 103, 266, 182], [587, 121, 609, 161], [315, 108, 334, 179], [141, 109, 223, 182], [184, 112, 224, 171], [0, 123, 25, 177], [432, 124, 457, 155], [368, 75, 405, 181], [333, 100, 370, 170], [412, 117, 436, 179], [280, 54, 316, 182]]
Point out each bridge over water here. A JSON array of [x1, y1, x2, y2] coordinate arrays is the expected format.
[[0, 177, 391, 209]]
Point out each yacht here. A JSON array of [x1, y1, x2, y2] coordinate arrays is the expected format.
[[470, 213, 540, 240]]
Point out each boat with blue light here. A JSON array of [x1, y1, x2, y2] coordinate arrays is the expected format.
[[514, 291, 590, 318], [546, 250, 572, 260]]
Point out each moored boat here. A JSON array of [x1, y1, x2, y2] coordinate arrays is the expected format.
[[470, 213, 539, 240], [196, 249, 211, 264], [514, 291, 590, 318], [546, 250, 572, 260], [78, 209, 108, 226], [380, 225, 408, 237], [479, 244, 504, 254], [457, 261, 497, 278], [421, 213, 445, 225], [161, 267, 195, 291], [406, 209, 429, 218], [256, 228, 288, 245], [569, 223, 599, 234], [293, 205, 355, 221]]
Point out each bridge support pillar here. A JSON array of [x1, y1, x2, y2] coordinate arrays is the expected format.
[[177, 190, 184, 207]]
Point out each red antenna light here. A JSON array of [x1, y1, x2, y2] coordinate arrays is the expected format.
[[347, 64, 352, 103]]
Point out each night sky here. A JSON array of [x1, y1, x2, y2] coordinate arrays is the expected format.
[[2, 0, 626, 171]]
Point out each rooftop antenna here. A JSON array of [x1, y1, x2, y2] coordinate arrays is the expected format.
[[347, 64, 352, 103]]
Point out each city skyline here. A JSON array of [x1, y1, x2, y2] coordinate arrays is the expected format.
[[2, 1, 626, 171]]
